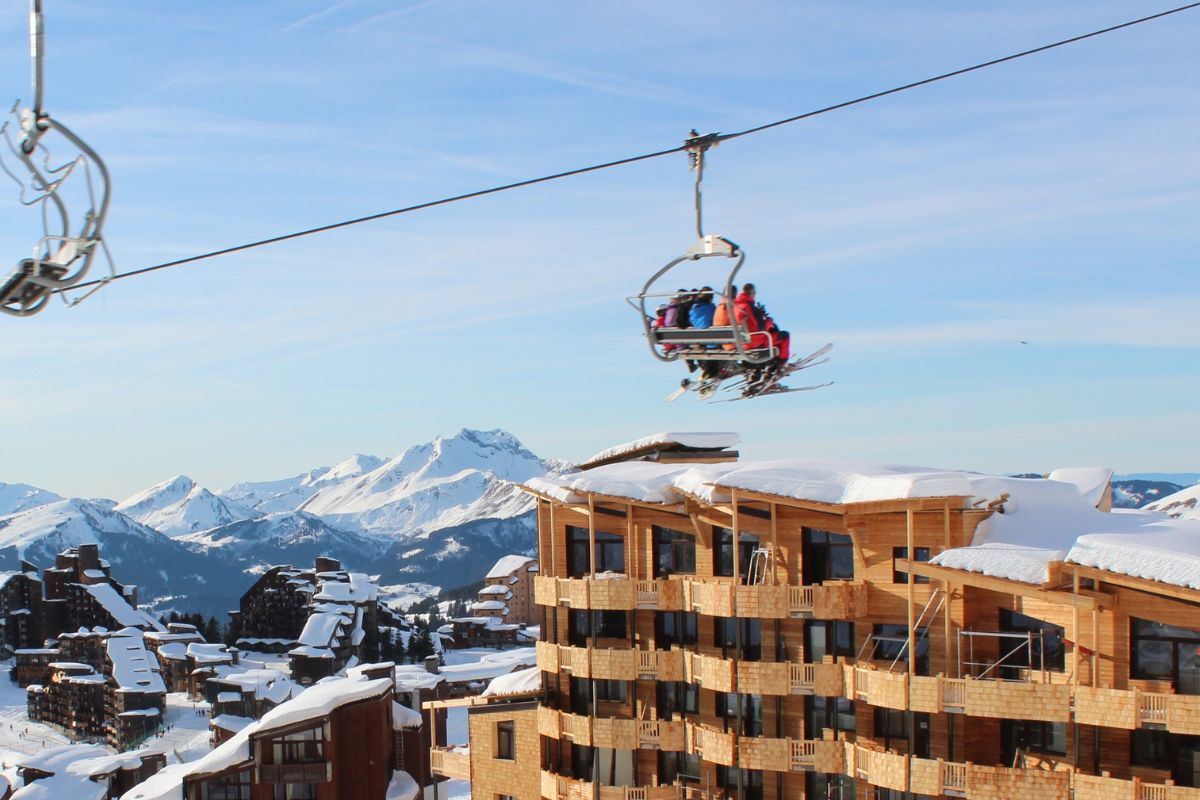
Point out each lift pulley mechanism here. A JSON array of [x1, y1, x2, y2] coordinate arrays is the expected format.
[[628, 130, 775, 366], [0, 0, 113, 318]]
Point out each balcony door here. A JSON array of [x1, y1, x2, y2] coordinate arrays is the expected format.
[[802, 529, 854, 585]]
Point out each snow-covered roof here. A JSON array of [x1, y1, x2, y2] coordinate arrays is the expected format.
[[79, 583, 163, 631], [211, 714, 254, 733], [478, 584, 510, 596], [470, 600, 507, 612], [187, 643, 234, 664], [527, 455, 1200, 592], [481, 666, 541, 697], [107, 632, 167, 694], [297, 612, 346, 647], [439, 647, 536, 682], [392, 700, 423, 730], [583, 432, 740, 466], [215, 669, 298, 705], [485, 554, 535, 580], [393, 665, 445, 691]]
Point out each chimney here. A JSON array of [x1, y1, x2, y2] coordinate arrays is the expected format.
[[423, 655, 441, 675], [314, 556, 342, 574], [78, 544, 100, 571]]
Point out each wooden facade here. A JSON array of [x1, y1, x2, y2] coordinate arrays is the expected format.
[[522, 467, 1200, 800]]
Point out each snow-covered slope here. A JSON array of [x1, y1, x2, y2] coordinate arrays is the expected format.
[[178, 511, 387, 569], [0, 499, 234, 616], [1145, 484, 1200, 520], [219, 453, 385, 516], [0, 481, 63, 516], [297, 429, 550, 538], [116, 476, 251, 538]]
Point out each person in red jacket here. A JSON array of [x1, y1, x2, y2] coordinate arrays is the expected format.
[[741, 283, 790, 363]]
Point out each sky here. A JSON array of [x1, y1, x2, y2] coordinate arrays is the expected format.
[[1, 0, 1198, 500]]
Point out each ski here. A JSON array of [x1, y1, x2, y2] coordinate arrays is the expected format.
[[710, 381, 835, 403]]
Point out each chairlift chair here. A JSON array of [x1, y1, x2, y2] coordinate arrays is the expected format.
[[0, 0, 113, 318], [627, 133, 776, 368]]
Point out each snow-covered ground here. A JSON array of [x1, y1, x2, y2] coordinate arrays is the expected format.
[[0, 664, 71, 765]]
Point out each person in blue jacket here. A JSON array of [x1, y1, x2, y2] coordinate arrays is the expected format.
[[688, 286, 716, 328]]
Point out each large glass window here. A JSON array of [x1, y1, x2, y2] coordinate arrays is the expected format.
[[999, 610, 1065, 674], [657, 682, 699, 720], [714, 617, 762, 661], [273, 786, 316, 800], [806, 773, 854, 800], [656, 611, 697, 649], [1001, 719, 1067, 760], [653, 527, 696, 578], [802, 529, 854, 584], [716, 693, 763, 736], [566, 526, 625, 577], [1131, 730, 1172, 769], [872, 624, 929, 675], [1132, 618, 1200, 694], [874, 710, 931, 757], [595, 679, 627, 703], [659, 751, 701, 784], [200, 770, 253, 800], [571, 744, 594, 780], [714, 529, 759, 581], [807, 696, 855, 739], [805, 621, 854, 663], [270, 727, 323, 763], [568, 610, 626, 646], [892, 546, 930, 584], [717, 766, 763, 800]]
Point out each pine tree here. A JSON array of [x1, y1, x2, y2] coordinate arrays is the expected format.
[[204, 616, 222, 643]]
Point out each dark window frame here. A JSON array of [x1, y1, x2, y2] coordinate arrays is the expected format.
[[892, 546, 931, 584], [1131, 617, 1200, 693], [653, 526, 696, 578], [566, 526, 626, 578], [802, 528, 854, 584]]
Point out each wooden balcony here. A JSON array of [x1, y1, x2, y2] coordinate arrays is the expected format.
[[1074, 773, 1200, 800], [850, 663, 1071, 720], [790, 661, 849, 696], [737, 737, 847, 774], [538, 642, 686, 681], [539, 707, 684, 751], [540, 772, 716, 800], [788, 582, 867, 619], [1076, 686, 1200, 735], [429, 748, 470, 781], [635, 579, 684, 611], [683, 652, 735, 693], [686, 722, 736, 767], [256, 762, 331, 783], [535, 576, 636, 610]]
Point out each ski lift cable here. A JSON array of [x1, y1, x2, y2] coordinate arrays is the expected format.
[[54, 0, 1200, 296]]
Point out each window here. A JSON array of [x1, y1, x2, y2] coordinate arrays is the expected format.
[[805, 621, 854, 663], [496, 720, 515, 760], [571, 745, 594, 780], [273, 786, 317, 800], [873, 710, 931, 757], [1132, 730, 1173, 769], [806, 773, 854, 799], [717, 767, 763, 800], [807, 696, 855, 739], [802, 529, 854, 584], [569, 676, 591, 715], [714, 528, 759, 581], [653, 526, 696, 577], [656, 611, 697, 649], [716, 693, 763, 736], [713, 617, 762, 661], [566, 526, 626, 577], [656, 682, 699, 719], [659, 751, 701, 783], [874, 708, 908, 738], [999, 610, 1065, 673], [1002, 719, 1067, 757], [872, 624, 929, 675], [892, 546, 930, 583], [270, 726, 323, 763], [568, 610, 626, 646], [200, 770, 253, 800], [1132, 618, 1200, 694], [595, 679, 627, 703]]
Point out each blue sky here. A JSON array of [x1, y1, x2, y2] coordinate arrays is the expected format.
[[1, 1, 1197, 500]]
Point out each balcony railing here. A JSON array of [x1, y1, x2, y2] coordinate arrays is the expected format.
[[850, 663, 1071, 721], [538, 642, 686, 682], [539, 707, 685, 751], [540, 771, 719, 800], [430, 747, 470, 781], [257, 762, 331, 784]]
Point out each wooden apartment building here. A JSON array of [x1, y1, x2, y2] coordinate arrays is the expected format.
[[447, 433, 1200, 800]]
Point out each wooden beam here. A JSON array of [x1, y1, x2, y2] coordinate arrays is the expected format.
[[732, 489, 742, 584], [588, 496, 596, 579], [1066, 564, 1200, 604], [907, 508, 916, 676]]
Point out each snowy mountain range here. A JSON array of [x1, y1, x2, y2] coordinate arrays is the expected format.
[[0, 429, 555, 617]]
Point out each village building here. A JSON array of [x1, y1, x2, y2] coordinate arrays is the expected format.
[[26, 628, 167, 749], [122, 673, 420, 800], [0, 569, 44, 654], [427, 432, 1200, 800]]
